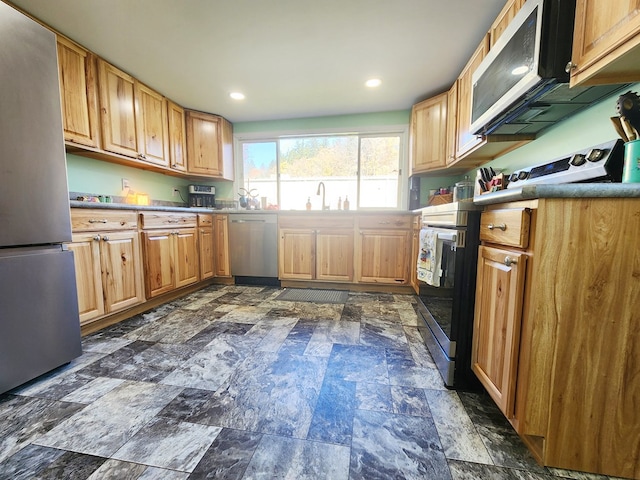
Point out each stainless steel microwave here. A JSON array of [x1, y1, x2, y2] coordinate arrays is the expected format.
[[470, 0, 577, 136]]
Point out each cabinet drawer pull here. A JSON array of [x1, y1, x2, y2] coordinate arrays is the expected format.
[[378, 221, 390, 224], [504, 256, 517, 266], [167, 219, 179, 223], [89, 218, 108, 224], [487, 223, 506, 231]]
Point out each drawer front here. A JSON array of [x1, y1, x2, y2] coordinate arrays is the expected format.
[[198, 214, 213, 227], [480, 208, 530, 248], [140, 211, 197, 229], [358, 215, 412, 230], [71, 209, 138, 232]]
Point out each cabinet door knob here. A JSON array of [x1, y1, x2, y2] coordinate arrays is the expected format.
[[504, 256, 517, 266], [93, 235, 101, 241], [487, 223, 506, 231], [102, 236, 109, 241], [565, 61, 577, 73]]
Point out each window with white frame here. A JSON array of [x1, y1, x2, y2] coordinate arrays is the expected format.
[[239, 131, 405, 210]]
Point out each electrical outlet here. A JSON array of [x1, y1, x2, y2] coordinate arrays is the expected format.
[[172, 187, 180, 197], [122, 178, 130, 190]]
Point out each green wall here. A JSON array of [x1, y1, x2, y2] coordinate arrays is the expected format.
[[233, 110, 411, 134], [67, 154, 190, 202]]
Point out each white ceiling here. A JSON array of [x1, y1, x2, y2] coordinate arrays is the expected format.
[[9, 0, 507, 123]]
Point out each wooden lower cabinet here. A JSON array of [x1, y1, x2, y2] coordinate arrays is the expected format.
[[278, 228, 315, 280], [472, 245, 527, 417], [278, 228, 354, 282], [142, 227, 199, 298], [472, 198, 640, 478], [198, 214, 214, 280], [214, 214, 231, 277], [316, 229, 354, 282], [278, 215, 355, 283], [69, 230, 144, 325], [356, 229, 410, 284]]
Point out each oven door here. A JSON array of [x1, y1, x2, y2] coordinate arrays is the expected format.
[[416, 226, 465, 359]]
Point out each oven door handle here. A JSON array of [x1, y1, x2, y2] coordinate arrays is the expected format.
[[436, 231, 457, 242]]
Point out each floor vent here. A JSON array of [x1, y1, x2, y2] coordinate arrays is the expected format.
[[275, 288, 348, 304]]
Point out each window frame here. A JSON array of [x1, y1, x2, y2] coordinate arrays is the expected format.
[[233, 124, 409, 211]]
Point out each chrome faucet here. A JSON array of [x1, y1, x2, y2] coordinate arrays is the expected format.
[[316, 181, 328, 210]]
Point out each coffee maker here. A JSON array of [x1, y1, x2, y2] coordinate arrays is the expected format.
[[188, 185, 215, 208]]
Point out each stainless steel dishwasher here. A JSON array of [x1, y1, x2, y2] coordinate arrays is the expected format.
[[228, 213, 278, 279]]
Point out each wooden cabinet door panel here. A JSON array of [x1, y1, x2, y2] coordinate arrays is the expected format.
[[214, 215, 231, 277], [357, 230, 410, 284], [456, 35, 489, 159], [199, 227, 214, 280], [445, 83, 458, 165], [472, 246, 527, 418], [571, 0, 640, 85], [490, 0, 525, 47], [98, 60, 139, 157], [168, 100, 187, 172], [143, 230, 174, 298], [316, 230, 353, 282], [278, 229, 315, 280], [175, 228, 199, 288], [186, 110, 221, 176], [135, 82, 169, 167], [100, 231, 144, 312], [411, 93, 448, 173], [69, 234, 104, 324], [57, 37, 99, 148]]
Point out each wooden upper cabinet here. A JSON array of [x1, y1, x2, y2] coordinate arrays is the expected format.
[[410, 92, 448, 174], [57, 36, 100, 148], [489, 0, 526, 47], [98, 59, 169, 166], [569, 0, 640, 86], [97, 59, 139, 157], [135, 82, 169, 167], [455, 34, 490, 160], [445, 82, 458, 165], [185, 110, 234, 180], [167, 100, 187, 172]]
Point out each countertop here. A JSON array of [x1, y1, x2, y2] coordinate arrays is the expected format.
[[473, 183, 640, 205], [69, 200, 212, 213], [69, 201, 417, 216]]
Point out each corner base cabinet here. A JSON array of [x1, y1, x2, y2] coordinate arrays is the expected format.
[[472, 198, 640, 479]]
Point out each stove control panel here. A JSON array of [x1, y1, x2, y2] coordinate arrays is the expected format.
[[506, 139, 624, 188]]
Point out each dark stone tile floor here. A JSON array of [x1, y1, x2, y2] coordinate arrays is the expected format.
[[0, 285, 620, 479]]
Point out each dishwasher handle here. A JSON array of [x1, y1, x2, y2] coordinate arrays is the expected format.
[[230, 219, 269, 224]]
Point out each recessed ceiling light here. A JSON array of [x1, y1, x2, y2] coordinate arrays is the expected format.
[[230, 92, 245, 100], [365, 78, 382, 88]]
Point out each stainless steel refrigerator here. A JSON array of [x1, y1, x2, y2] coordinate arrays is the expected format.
[[0, 2, 82, 394]]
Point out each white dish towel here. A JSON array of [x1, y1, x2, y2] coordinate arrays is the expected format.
[[417, 228, 442, 287]]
